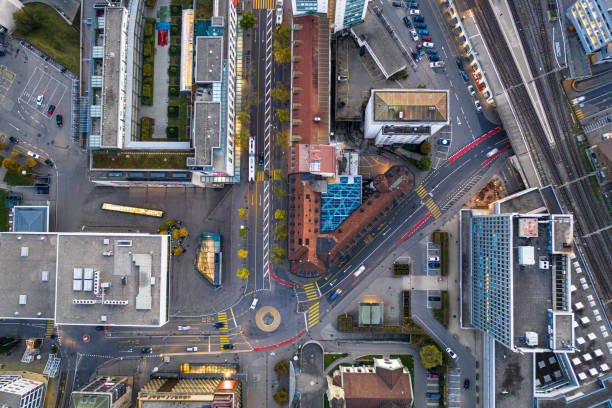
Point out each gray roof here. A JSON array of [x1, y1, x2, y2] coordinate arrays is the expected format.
[[12, 206, 48, 232], [193, 101, 222, 168], [102, 8, 124, 148], [195, 37, 223, 83]]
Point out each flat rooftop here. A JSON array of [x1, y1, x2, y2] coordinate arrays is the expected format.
[[496, 188, 546, 214], [12, 206, 48, 232], [494, 342, 533, 408], [102, 7, 124, 148], [193, 101, 222, 168], [551, 215, 573, 254], [195, 36, 223, 83], [372, 90, 448, 122]]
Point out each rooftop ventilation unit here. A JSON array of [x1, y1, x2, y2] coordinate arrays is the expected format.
[[19, 295, 27, 305], [94, 271, 100, 295], [84, 268, 94, 280], [20, 247, 28, 257], [103, 300, 128, 305], [73, 299, 98, 304], [100, 315, 107, 322], [104, 239, 110, 245], [41, 271, 49, 281], [116, 240, 132, 247]]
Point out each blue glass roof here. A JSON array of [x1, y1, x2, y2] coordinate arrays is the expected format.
[[320, 176, 362, 232]]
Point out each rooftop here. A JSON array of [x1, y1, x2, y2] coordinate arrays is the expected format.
[[320, 176, 362, 232], [372, 90, 448, 122], [350, 6, 406, 79], [196, 231, 221, 287], [195, 36, 223, 83], [292, 144, 336, 176], [193, 102, 222, 168], [101, 7, 125, 148], [138, 378, 241, 408], [12, 206, 48, 233], [495, 187, 547, 214], [566, 0, 612, 54], [291, 14, 330, 146]]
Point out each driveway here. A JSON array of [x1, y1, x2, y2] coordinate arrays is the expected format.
[[298, 342, 325, 408]]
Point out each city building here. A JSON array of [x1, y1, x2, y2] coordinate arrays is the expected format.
[[565, 0, 612, 58], [12, 206, 49, 233], [460, 192, 575, 353], [358, 302, 383, 327], [0, 375, 46, 408], [137, 377, 242, 408], [290, 0, 368, 32], [196, 231, 222, 287], [364, 89, 449, 145], [69, 377, 132, 408], [326, 358, 413, 407], [290, 144, 336, 177], [0, 232, 170, 327]]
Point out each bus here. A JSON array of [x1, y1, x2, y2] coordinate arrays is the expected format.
[[101, 203, 165, 218], [248, 137, 255, 182]]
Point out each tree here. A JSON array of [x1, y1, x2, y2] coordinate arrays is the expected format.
[[237, 111, 250, 126], [271, 83, 290, 103], [158, 223, 168, 233], [11, 151, 19, 157], [239, 227, 247, 237], [25, 157, 37, 168], [273, 389, 289, 406], [419, 345, 442, 369], [276, 128, 289, 146], [277, 108, 290, 122], [166, 219, 175, 228], [179, 228, 188, 238], [238, 249, 248, 258], [274, 209, 287, 220], [271, 245, 287, 262], [274, 221, 287, 240], [417, 156, 432, 171], [172, 229, 181, 239], [240, 11, 256, 29], [236, 268, 250, 279], [273, 42, 291, 64], [274, 360, 289, 376], [274, 25, 291, 45], [237, 126, 250, 148], [420, 141, 432, 155], [13, 8, 48, 35], [238, 208, 247, 218], [274, 187, 287, 199], [0, 142, 4, 151], [173, 246, 184, 256], [2, 158, 18, 170]]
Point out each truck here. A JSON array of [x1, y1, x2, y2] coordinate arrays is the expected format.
[[329, 289, 343, 301], [426, 392, 441, 399]]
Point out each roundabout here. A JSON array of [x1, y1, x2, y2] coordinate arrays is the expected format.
[[255, 306, 281, 332]]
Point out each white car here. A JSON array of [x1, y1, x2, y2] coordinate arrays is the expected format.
[[27, 151, 40, 159], [474, 100, 482, 112], [36, 95, 44, 106], [411, 29, 419, 41], [446, 347, 458, 359], [571, 96, 585, 105], [430, 61, 444, 68], [422, 42, 434, 48], [409, 9, 421, 15], [338, 75, 348, 81], [250, 297, 259, 310], [177, 326, 191, 331], [428, 256, 440, 262], [467, 85, 476, 96], [186, 347, 198, 352]]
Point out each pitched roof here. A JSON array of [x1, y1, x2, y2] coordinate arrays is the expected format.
[[342, 369, 412, 407]]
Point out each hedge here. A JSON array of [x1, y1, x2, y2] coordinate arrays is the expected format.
[[168, 65, 179, 76], [141, 117, 153, 139], [393, 263, 410, 275], [170, 4, 182, 15], [166, 127, 179, 139], [433, 231, 449, 276], [168, 86, 179, 97], [338, 314, 353, 332], [171, 24, 179, 36], [143, 42, 152, 57], [168, 105, 179, 117], [169, 45, 180, 56], [146, 0, 156, 7], [143, 63, 153, 77], [144, 23, 154, 37]]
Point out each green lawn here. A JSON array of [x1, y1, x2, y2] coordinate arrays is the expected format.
[[0, 189, 9, 231], [3, 169, 34, 186], [13, 3, 80, 73], [91, 150, 193, 169], [433, 291, 450, 328], [324, 353, 348, 369]]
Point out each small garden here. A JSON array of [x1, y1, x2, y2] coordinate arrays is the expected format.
[[433, 291, 449, 328], [166, 9, 191, 142], [157, 218, 188, 256], [272, 360, 290, 406], [141, 17, 157, 106], [432, 231, 449, 276], [393, 262, 411, 275], [324, 353, 348, 369], [402, 140, 432, 171], [2, 156, 34, 186], [92, 150, 193, 169], [0, 189, 9, 232]]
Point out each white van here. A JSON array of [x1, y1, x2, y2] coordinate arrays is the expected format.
[[250, 298, 259, 310], [186, 347, 198, 352]]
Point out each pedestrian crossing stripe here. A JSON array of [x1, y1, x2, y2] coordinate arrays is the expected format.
[[219, 335, 230, 344], [45, 320, 54, 338], [303, 283, 319, 301], [256, 169, 285, 181], [424, 198, 442, 218], [307, 302, 319, 328], [415, 185, 428, 199], [252, 0, 276, 9]]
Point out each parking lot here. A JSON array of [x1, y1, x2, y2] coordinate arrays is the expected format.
[[447, 368, 463, 408], [426, 240, 441, 275], [19, 65, 68, 119], [425, 370, 440, 406]]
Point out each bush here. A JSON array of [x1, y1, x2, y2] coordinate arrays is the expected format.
[[144, 23, 154, 37], [166, 127, 178, 138], [273, 389, 289, 406], [142, 84, 153, 98], [143, 63, 153, 77], [141, 117, 153, 139], [143, 56, 154, 65], [168, 86, 180, 97], [143, 76, 153, 85], [393, 263, 410, 275], [169, 45, 180, 56], [388, 69, 408, 80], [420, 345, 443, 369], [274, 360, 289, 376], [171, 24, 179, 35], [168, 105, 179, 117], [170, 4, 182, 16], [168, 65, 179, 76], [146, 0, 156, 7], [143, 42, 152, 57], [420, 141, 432, 155]]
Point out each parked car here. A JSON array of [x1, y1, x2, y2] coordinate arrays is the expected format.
[[464, 378, 471, 389], [424, 48, 438, 55], [329, 289, 343, 301], [571, 96, 585, 105], [417, 29, 429, 35], [359, 46, 366, 56], [428, 262, 440, 268], [392, 1, 402, 6], [250, 298, 259, 310], [411, 29, 419, 41], [430, 61, 444, 68], [223, 344, 234, 350], [214, 322, 225, 328], [446, 347, 458, 359], [411, 51, 420, 61], [412, 15, 424, 22], [414, 22, 427, 29], [486, 148, 499, 158], [438, 138, 450, 145], [44, 159, 54, 167], [46, 104, 55, 115], [426, 393, 441, 399], [338, 75, 348, 81], [178, 326, 191, 331], [428, 55, 440, 62], [474, 100, 482, 112], [421, 35, 431, 41], [258, 153, 264, 165], [27, 151, 40, 159], [186, 347, 198, 352], [56, 114, 63, 127], [36, 95, 43, 106], [460, 70, 469, 81], [455, 57, 464, 70], [141, 348, 152, 354], [403, 16, 412, 27], [409, 8, 420, 15], [422, 41, 434, 48], [427, 373, 439, 378], [406, 2, 419, 8], [9, 136, 18, 143], [467, 85, 476, 96], [428, 296, 441, 301], [416, 42, 423, 50], [428, 256, 440, 262], [95, 326, 108, 331]]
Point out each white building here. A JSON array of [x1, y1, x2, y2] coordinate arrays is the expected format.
[[364, 89, 450, 145], [291, 0, 367, 32], [0, 375, 45, 408]]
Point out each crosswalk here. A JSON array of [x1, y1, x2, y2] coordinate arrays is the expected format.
[[45, 320, 54, 338], [574, 108, 584, 120], [307, 302, 320, 329], [217, 312, 229, 345], [303, 283, 319, 301], [584, 116, 611, 134], [415, 185, 442, 218], [256, 169, 284, 181], [252, 0, 276, 9], [415, 184, 428, 199]]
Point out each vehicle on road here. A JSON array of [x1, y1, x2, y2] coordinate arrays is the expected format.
[[95, 326, 108, 331], [464, 378, 471, 389], [178, 326, 191, 331], [214, 322, 225, 329], [417, 29, 429, 35], [474, 100, 482, 112], [392, 1, 402, 6], [411, 29, 419, 41], [223, 344, 234, 350], [428, 256, 440, 262], [9, 136, 18, 143], [329, 289, 343, 301], [36, 95, 43, 105], [47, 105, 55, 116], [571, 96, 585, 105], [428, 296, 441, 301], [460, 70, 469, 81], [422, 41, 434, 48], [603, 132, 611, 140], [403, 16, 412, 27], [186, 347, 198, 352], [27, 151, 40, 159], [411, 51, 420, 61], [44, 159, 54, 167], [409, 8, 420, 15], [424, 48, 438, 55], [421, 35, 431, 41], [141, 348, 152, 354], [427, 373, 439, 378], [250, 298, 259, 310], [353, 265, 365, 277], [426, 393, 441, 399], [438, 138, 450, 145], [428, 262, 440, 268], [456, 57, 464, 70], [258, 153, 264, 165], [56, 114, 63, 127], [486, 148, 499, 158], [467, 85, 476, 96], [412, 15, 424, 22], [338, 75, 348, 81], [428, 55, 440, 62], [446, 347, 457, 359], [414, 22, 427, 29], [360, 46, 366, 56], [430, 61, 444, 68], [406, 2, 419, 8]]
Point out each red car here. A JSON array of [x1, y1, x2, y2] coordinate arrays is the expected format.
[[428, 373, 439, 378], [46, 104, 56, 116], [416, 42, 423, 49], [421, 35, 431, 41]]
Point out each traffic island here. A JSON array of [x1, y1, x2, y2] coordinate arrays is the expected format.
[[255, 306, 281, 332]]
